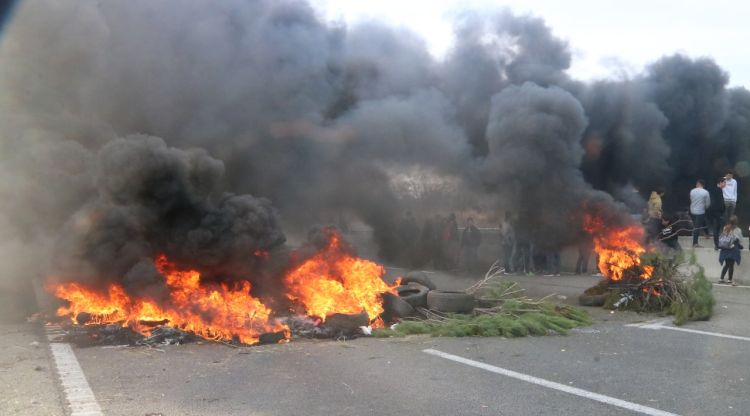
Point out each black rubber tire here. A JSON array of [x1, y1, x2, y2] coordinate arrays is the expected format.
[[578, 293, 607, 307], [324, 312, 370, 331], [381, 292, 417, 319], [401, 271, 437, 290], [426, 290, 474, 313], [396, 283, 429, 308]]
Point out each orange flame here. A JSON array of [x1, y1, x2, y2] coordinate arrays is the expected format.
[[583, 212, 653, 281], [49, 255, 288, 344], [284, 230, 398, 325]]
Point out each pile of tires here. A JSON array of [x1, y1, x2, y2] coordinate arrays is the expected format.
[[383, 271, 475, 319]]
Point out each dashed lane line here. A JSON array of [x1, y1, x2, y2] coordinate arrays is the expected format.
[[627, 319, 750, 342], [423, 348, 680, 416]]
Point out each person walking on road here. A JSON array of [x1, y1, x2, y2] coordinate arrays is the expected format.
[[708, 177, 727, 250], [689, 179, 710, 248], [723, 171, 738, 220], [718, 216, 743, 286]]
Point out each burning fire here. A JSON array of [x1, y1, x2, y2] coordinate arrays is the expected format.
[[49, 229, 399, 343], [284, 229, 399, 325], [50, 255, 287, 345], [583, 212, 654, 281]]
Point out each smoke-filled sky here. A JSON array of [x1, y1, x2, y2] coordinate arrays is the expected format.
[[314, 0, 750, 88], [2, 0, 750, 294]]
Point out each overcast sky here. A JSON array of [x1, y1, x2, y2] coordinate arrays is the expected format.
[[312, 0, 750, 89]]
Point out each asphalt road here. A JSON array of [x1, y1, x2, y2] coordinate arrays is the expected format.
[[7, 272, 750, 416]]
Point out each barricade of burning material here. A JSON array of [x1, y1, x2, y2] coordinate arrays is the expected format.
[[580, 213, 714, 325], [46, 228, 398, 348]]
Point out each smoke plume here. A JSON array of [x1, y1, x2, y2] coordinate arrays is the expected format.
[[2, 0, 750, 305]]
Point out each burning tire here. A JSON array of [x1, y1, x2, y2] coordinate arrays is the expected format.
[[401, 271, 437, 290], [426, 290, 474, 313], [578, 293, 608, 307], [381, 292, 417, 319], [396, 283, 429, 308]]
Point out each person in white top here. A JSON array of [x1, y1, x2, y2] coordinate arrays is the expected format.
[[723, 171, 738, 219], [689, 179, 710, 248]]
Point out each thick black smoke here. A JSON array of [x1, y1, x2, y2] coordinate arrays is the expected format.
[[481, 83, 622, 250], [578, 80, 670, 194], [2, 0, 750, 303], [52, 135, 284, 296]]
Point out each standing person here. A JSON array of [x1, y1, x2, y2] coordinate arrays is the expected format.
[[514, 228, 535, 275], [440, 213, 459, 270], [544, 248, 561, 276], [499, 212, 516, 274], [575, 238, 593, 274], [418, 217, 437, 268], [399, 211, 419, 266], [718, 216, 743, 286], [707, 177, 727, 250], [689, 179, 711, 248], [647, 188, 665, 243], [432, 214, 445, 268], [460, 217, 482, 273], [723, 171, 738, 219]]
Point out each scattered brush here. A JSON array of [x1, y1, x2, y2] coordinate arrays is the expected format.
[[374, 262, 591, 338]]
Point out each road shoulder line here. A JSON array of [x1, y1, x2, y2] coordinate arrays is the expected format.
[[46, 326, 103, 416]]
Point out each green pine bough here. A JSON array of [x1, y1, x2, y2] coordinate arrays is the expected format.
[[373, 302, 591, 338], [374, 262, 591, 338]]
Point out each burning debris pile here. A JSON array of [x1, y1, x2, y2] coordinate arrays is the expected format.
[[48, 228, 403, 347], [580, 212, 714, 325]]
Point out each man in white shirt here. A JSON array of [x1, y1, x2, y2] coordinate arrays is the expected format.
[[723, 171, 738, 219], [690, 179, 711, 247]]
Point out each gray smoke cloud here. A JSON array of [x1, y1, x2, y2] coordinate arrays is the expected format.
[[2, 0, 750, 308]]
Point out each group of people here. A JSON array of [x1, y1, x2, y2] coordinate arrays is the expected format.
[[397, 212, 483, 272], [499, 212, 563, 276], [648, 170, 744, 285]]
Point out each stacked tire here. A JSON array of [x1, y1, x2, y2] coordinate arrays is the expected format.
[[386, 271, 475, 318]]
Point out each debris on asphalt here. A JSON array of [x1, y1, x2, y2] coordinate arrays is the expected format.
[[137, 326, 197, 346]]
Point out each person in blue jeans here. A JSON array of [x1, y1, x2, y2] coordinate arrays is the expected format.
[[689, 179, 710, 247]]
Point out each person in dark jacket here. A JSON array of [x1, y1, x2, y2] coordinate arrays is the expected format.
[[420, 215, 445, 269], [460, 217, 482, 272], [718, 216, 743, 286], [707, 177, 727, 250]]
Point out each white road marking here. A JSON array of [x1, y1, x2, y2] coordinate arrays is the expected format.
[[46, 326, 103, 416], [423, 349, 680, 416], [628, 319, 750, 342]]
